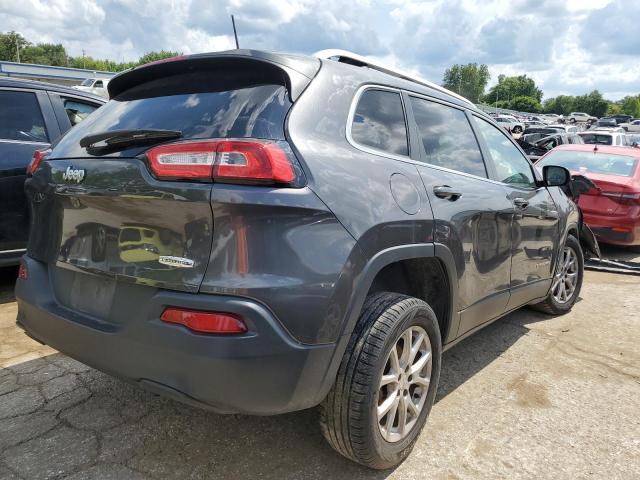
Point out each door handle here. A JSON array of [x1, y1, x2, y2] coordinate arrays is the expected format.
[[513, 197, 529, 209], [433, 185, 462, 200]]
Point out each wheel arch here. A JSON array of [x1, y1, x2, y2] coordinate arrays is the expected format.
[[316, 243, 459, 404]]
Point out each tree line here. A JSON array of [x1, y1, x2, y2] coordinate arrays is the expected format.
[[0, 31, 180, 72], [2, 30, 638, 118], [443, 63, 640, 118]]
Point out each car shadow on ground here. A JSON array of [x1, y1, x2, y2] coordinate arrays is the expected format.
[[0, 302, 557, 480]]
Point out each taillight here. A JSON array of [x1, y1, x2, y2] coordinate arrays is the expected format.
[[601, 191, 640, 206], [160, 308, 248, 334], [145, 140, 297, 184], [28, 148, 51, 175]]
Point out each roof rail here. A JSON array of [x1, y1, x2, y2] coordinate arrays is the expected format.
[[314, 49, 474, 106]]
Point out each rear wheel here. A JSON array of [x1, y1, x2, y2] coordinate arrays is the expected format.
[[512, 125, 523, 134], [531, 235, 583, 315], [320, 292, 442, 469]]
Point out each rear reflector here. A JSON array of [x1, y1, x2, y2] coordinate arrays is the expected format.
[[18, 263, 28, 280], [146, 140, 296, 184], [28, 148, 51, 175], [160, 308, 247, 334]]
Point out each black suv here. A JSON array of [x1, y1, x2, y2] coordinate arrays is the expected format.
[[16, 50, 593, 469], [0, 78, 105, 266]]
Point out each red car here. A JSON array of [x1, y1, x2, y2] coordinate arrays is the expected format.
[[537, 144, 640, 246]]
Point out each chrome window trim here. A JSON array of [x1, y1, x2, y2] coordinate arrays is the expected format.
[[0, 248, 27, 254], [346, 84, 412, 162], [0, 138, 49, 146]]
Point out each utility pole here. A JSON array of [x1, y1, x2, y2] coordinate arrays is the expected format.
[[16, 43, 20, 63], [231, 15, 239, 49], [82, 49, 86, 69]]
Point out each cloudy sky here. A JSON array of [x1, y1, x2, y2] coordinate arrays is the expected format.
[[2, 0, 639, 100]]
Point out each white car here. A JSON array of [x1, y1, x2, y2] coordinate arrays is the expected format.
[[568, 112, 597, 124], [547, 124, 579, 134], [620, 119, 640, 133], [494, 115, 524, 133], [542, 114, 563, 124], [73, 78, 110, 98], [578, 129, 630, 146]]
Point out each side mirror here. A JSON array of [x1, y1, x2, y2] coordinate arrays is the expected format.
[[543, 165, 570, 187]]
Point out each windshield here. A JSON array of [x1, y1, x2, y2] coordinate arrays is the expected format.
[[538, 150, 638, 177], [80, 79, 94, 87], [579, 134, 613, 145]]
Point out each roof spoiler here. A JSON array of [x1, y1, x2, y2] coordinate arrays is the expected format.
[[315, 49, 473, 106], [107, 49, 321, 101]]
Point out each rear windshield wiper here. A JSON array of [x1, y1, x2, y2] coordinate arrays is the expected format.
[[80, 129, 182, 151]]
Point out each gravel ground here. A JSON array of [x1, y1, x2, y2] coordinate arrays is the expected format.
[[0, 266, 638, 480]]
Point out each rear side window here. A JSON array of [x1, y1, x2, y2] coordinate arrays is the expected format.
[[63, 99, 99, 126], [0, 90, 48, 143], [351, 89, 408, 156], [410, 96, 487, 178], [61, 72, 292, 142]]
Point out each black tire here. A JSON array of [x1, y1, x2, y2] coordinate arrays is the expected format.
[[320, 292, 442, 469], [530, 235, 583, 315], [569, 118, 576, 124], [512, 126, 523, 134]]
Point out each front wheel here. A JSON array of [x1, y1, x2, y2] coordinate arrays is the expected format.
[[512, 125, 523, 134], [530, 235, 584, 315], [320, 292, 442, 469]]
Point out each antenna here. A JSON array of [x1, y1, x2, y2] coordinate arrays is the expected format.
[[231, 15, 240, 49]]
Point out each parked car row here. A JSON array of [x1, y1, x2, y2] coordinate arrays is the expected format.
[[0, 78, 105, 266]]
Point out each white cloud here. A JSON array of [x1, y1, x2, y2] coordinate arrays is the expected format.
[[0, 0, 637, 100]]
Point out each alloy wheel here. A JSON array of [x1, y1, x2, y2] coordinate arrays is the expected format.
[[551, 246, 579, 304], [377, 326, 432, 443]]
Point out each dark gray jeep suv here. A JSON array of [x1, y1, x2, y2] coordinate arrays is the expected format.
[[16, 50, 591, 469]]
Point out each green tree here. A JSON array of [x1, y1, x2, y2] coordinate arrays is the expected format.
[[21, 43, 67, 66], [442, 63, 490, 103], [620, 95, 640, 118], [137, 50, 181, 65], [0, 31, 30, 62], [607, 103, 623, 115], [484, 74, 543, 105], [574, 90, 608, 117], [509, 95, 542, 113], [543, 95, 577, 115]]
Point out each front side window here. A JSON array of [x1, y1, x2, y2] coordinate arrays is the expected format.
[[474, 117, 536, 188], [351, 89, 408, 156], [94, 80, 103, 88], [410, 97, 487, 177], [63, 99, 99, 126], [0, 90, 48, 143]]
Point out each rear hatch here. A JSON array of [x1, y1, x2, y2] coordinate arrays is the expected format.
[[25, 51, 319, 300]]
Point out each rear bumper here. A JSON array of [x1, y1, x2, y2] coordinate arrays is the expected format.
[[15, 256, 336, 415], [590, 226, 638, 246]]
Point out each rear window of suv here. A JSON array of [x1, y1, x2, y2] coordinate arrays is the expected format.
[[58, 71, 292, 144], [579, 134, 613, 145]]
